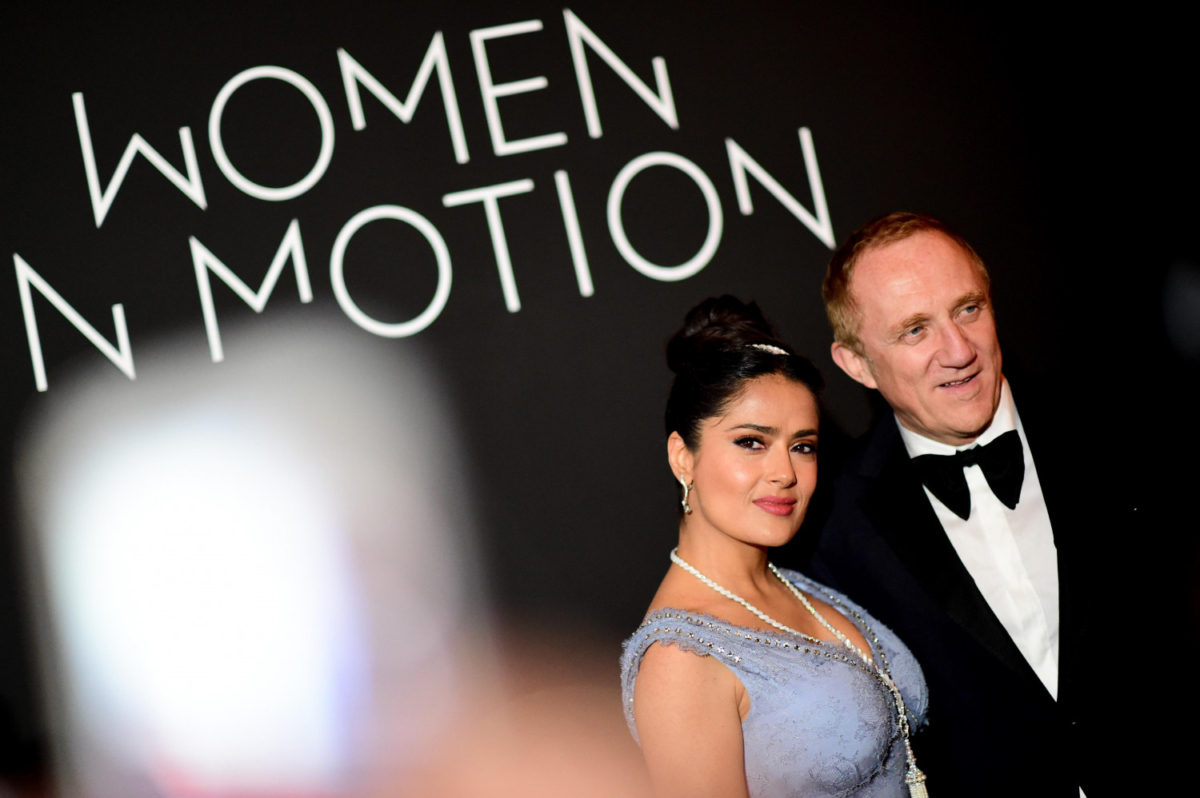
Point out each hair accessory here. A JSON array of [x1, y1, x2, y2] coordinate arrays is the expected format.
[[750, 343, 790, 356], [680, 479, 693, 514], [668, 547, 929, 797]]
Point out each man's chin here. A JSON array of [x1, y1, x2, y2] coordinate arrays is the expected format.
[[943, 403, 999, 443], [913, 393, 998, 444]]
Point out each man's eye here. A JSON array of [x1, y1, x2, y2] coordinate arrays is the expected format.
[[735, 436, 765, 449], [905, 326, 923, 337], [962, 305, 979, 315]]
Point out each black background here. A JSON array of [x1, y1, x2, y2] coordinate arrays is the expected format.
[[1, 1, 1194, 781]]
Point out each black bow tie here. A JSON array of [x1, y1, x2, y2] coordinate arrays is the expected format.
[[911, 429, 1025, 520]]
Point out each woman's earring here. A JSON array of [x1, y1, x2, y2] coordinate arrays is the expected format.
[[680, 479, 693, 515]]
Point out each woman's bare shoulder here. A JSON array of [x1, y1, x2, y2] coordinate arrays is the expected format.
[[633, 624, 750, 797], [632, 605, 751, 727]]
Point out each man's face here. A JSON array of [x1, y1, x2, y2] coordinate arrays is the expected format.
[[838, 231, 1003, 445]]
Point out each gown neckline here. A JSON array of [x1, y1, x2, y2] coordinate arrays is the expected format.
[[641, 569, 880, 663]]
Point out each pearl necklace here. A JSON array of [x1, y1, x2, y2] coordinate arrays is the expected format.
[[669, 548, 929, 797]]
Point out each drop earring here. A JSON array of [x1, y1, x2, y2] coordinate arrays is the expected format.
[[680, 478, 693, 514]]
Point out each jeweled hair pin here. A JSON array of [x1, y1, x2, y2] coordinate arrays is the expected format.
[[750, 343, 790, 356]]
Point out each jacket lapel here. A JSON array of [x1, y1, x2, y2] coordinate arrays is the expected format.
[[1006, 387, 1086, 711], [860, 417, 1049, 691]]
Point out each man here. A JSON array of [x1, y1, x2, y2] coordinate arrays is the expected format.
[[808, 213, 1116, 796]]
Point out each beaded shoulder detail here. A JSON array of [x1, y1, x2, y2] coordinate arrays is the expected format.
[[624, 606, 886, 692], [632, 565, 885, 659], [632, 606, 845, 654]]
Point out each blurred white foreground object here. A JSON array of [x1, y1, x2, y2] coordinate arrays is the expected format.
[[18, 320, 484, 798]]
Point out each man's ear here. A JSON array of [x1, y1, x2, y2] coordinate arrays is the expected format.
[[831, 341, 879, 389], [667, 431, 694, 483]]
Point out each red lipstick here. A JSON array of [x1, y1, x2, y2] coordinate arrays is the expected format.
[[753, 497, 797, 516]]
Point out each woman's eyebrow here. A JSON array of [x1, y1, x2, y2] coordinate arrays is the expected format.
[[726, 422, 776, 434]]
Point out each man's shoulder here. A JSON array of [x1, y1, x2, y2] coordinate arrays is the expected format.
[[836, 412, 903, 483], [805, 410, 935, 596], [818, 412, 911, 537], [1005, 378, 1053, 445]]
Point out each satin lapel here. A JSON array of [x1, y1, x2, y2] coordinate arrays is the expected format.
[[861, 420, 1043, 685], [1009, 389, 1085, 708]]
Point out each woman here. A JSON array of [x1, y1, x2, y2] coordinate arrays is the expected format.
[[620, 296, 929, 798]]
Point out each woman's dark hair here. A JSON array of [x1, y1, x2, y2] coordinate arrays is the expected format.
[[665, 295, 823, 449]]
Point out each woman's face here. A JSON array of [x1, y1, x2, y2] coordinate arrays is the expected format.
[[676, 374, 819, 549]]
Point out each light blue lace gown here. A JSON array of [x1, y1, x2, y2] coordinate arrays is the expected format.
[[621, 569, 928, 798]]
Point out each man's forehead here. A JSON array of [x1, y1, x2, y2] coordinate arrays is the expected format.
[[850, 232, 982, 312]]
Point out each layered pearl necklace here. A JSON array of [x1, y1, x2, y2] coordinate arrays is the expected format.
[[669, 548, 929, 797]]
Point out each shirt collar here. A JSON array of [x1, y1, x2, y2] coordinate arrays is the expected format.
[[897, 377, 1015, 458]]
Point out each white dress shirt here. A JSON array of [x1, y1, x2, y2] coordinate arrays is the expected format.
[[896, 379, 1061, 700]]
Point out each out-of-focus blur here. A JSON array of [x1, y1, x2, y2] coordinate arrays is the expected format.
[[15, 319, 649, 798], [1164, 260, 1200, 363]]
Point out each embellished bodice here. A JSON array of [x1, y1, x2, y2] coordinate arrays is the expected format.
[[620, 569, 928, 798]]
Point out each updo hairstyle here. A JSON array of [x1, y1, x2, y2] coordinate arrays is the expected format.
[[665, 295, 823, 450]]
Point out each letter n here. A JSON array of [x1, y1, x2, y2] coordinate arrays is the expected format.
[[726, 128, 835, 249], [564, 9, 677, 139], [190, 219, 313, 362], [14, 254, 135, 392]]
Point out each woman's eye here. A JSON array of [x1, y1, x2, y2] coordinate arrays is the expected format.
[[793, 442, 817, 455], [734, 436, 765, 450]]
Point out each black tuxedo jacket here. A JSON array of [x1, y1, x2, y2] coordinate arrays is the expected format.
[[807, 395, 1122, 796]]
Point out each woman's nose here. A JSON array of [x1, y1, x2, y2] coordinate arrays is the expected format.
[[767, 445, 797, 486]]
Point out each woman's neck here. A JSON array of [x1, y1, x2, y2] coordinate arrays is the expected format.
[[674, 524, 775, 596]]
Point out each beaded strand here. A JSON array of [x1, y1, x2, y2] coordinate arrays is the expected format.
[[669, 548, 820, 641]]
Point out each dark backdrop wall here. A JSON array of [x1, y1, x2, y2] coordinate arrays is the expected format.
[[2, 0, 1194, 780]]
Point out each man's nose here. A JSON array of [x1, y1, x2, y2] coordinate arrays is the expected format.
[[937, 322, 975, 368]]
